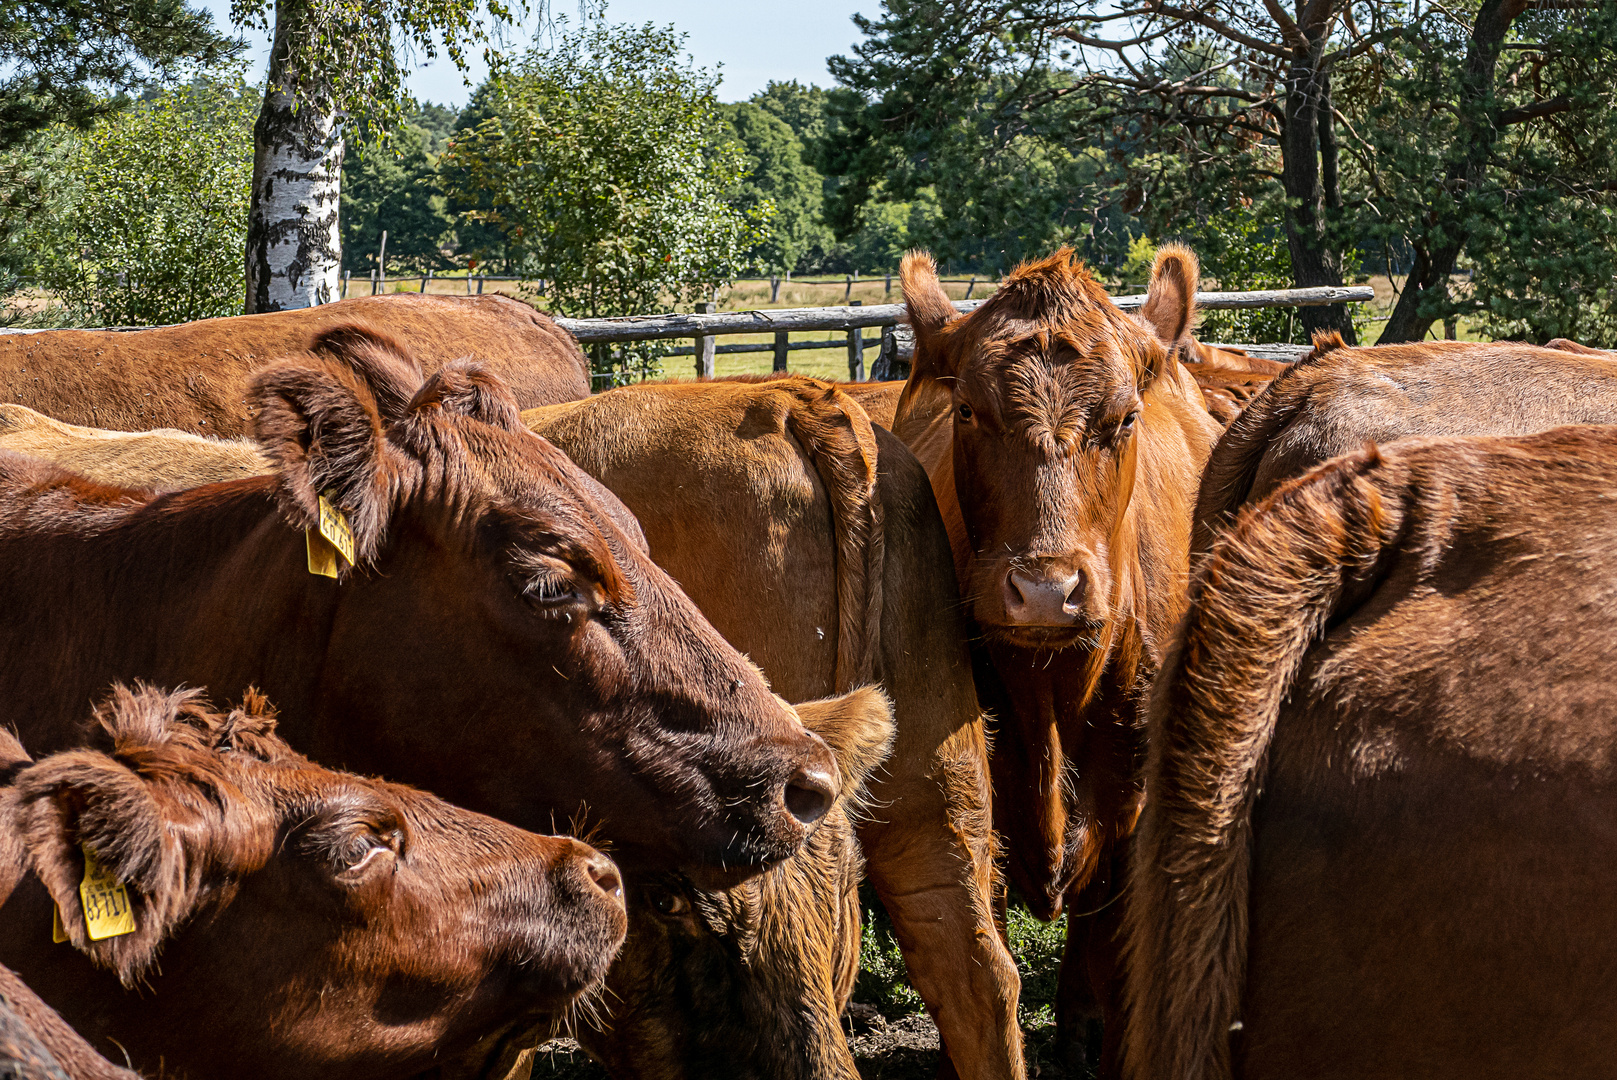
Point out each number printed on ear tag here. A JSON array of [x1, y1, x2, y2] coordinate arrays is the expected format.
[[306, 492, 355, 578], [78, 843, 136, 941]]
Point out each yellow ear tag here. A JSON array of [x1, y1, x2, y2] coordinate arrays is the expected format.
[[306, 492, 356, 578], [52, 903, 67, 943], [77, 843, 137, 941]]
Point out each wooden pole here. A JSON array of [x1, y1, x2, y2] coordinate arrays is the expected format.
[[376, 230, 387, 288], [965, 276, 977, 300], [885, 274, 892, 295], [477, 276, 484, 295], [773, 330, 789, 373], [370, 269, 378, 296], [844, 275, 853, 303], [770, 276, 781, 303], [342, 270, 350, 300], [846, 300, 864, 381], [694, 301, 717, 378], [421, 269, 433, 293]]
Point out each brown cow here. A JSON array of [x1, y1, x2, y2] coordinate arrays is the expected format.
[[0, 292, 588, 436], [2, 962, 140, 1080], [1192, 332, 1617, 556], [1, 685, 625, 1080], [0, 373, 1023, 1077], [891, 244, 1221, 1069], [575, 686, 895, 1080], [529, 377, 1023, 1079], [0, 325, 838, 882], [0, 403, 268, 490], [1127, 425, 1617, 1080]]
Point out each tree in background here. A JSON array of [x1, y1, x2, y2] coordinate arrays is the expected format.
[[232, 0, 522, 313], [721, 102, 832, 275], [0, 0, 239, 149], [439, 17, 764, 382], [341, 108, 456, 278], [29, 73, 257, 325], [1342, 1, 1617, 343]]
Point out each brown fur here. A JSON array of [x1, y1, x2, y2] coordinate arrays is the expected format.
[[576, 687, 894, 1080], [0, 293, 588, 437], [527, 380, 1021, 1079], [891, 245, 1220, 1069], [2, 685, 625, 1080], [3, 963, 141, 1080], [1192, 333, 1617, 556], [0, 324, 838, 885], [1131, 425, 1617, 1079]]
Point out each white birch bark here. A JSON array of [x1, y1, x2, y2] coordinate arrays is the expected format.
[[244, 0, 343, 313]]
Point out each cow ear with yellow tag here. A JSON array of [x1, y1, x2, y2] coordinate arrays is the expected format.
[[12, 747, 178, 987], [251, 324, 424, 572]]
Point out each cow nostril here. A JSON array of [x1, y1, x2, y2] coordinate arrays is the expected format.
[[1004, 568, 1083, 626], [1062, 572, 1085, 613], [784, 767, 835, 827], [582, 852, 623, 902]]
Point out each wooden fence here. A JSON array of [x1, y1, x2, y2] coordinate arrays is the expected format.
[[554, 285, 1372, 385]]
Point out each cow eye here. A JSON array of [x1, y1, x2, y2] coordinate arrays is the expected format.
[[956, 402, 974, 422], [524, 572, 580, 609], [336, 828, 401, 878], [1119, 410, 1140, 434], [646, 886, 690, 918]]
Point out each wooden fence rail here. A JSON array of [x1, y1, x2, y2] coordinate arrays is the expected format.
[[555, 285, 1373, 383]]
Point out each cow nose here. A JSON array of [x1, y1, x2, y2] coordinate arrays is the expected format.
[[581, 851, 624, 902], [784, 766, 836, 827], [1004, 567, 1084, 625]]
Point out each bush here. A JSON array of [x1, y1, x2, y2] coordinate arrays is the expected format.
[[438, 17, 766, 384], [30, 73, 256, 325]]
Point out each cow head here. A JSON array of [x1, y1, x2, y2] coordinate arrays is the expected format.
[[898, 246, 1199, 654], [574, 686, 895, 1080], [6, 685, 626, 1080], [249, 327, 839, 882]]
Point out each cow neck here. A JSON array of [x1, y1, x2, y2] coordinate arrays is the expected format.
[[0, 476, 342, 754]]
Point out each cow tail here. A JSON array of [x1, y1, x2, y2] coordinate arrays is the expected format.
[[782, 382, 884, 691], [1124, 444, 1407, 1080], [1190, 339, 1340, 560]]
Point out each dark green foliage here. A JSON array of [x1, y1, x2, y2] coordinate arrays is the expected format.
[[720, 102, 833, 275], [341, 114, 454, 275], [0, 0, 240, 150]]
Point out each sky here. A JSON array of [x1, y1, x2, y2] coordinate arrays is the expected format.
[[196, 0, 876, 105]]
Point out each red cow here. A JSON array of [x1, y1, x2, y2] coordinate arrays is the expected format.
[[0, 324, 838, 882], [2, 685, 624, 1080]]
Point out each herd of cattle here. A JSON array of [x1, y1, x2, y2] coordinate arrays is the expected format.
[[0, 243, 1612, 1080]]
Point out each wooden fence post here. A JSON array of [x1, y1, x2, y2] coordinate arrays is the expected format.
[[965, 276, 977, 300], [477, 276, 484, 295], [694, 301, 717, 378], [770, 276, 781, 303], [844, 275, 854, 303], [846, 300, 864, 381], [342, 270, 350, 299], [885, 274, 892, 295], [773, 330, 789, 373], [421, 269, 433, 293], [370, 269, 379, 296]]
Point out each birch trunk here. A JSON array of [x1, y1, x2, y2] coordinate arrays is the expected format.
[[244, 0, 343, 313]]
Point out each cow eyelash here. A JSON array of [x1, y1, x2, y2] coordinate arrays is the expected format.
[[523, 571, 580, 608]]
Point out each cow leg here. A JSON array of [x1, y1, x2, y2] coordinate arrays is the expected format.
[[1056, 856, 1128, 1079], [859, 719, 1026, 1080]]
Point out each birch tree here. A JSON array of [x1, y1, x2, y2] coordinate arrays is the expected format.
[[231, 0, 520, 312]]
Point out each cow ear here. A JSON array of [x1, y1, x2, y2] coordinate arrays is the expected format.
[[1138, 244, 1200, 379], [13, 753, 187, 985], [407, 360, 526, 433], [793, 686, 895, 798], [251, 325, 423, 565], [901, 250, 960, 384]]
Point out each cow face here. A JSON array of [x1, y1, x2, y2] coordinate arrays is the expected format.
[[4, 686, 626, 1080], [574, 687, 894, 1080], [900, 247, 1198, 652], [249, 328, 839, 881]]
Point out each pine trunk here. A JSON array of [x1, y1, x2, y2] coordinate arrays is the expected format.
[[1377, 0, 1528, 343], [1280, 46, 1357, 344], [245, 0, 343, 313]]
